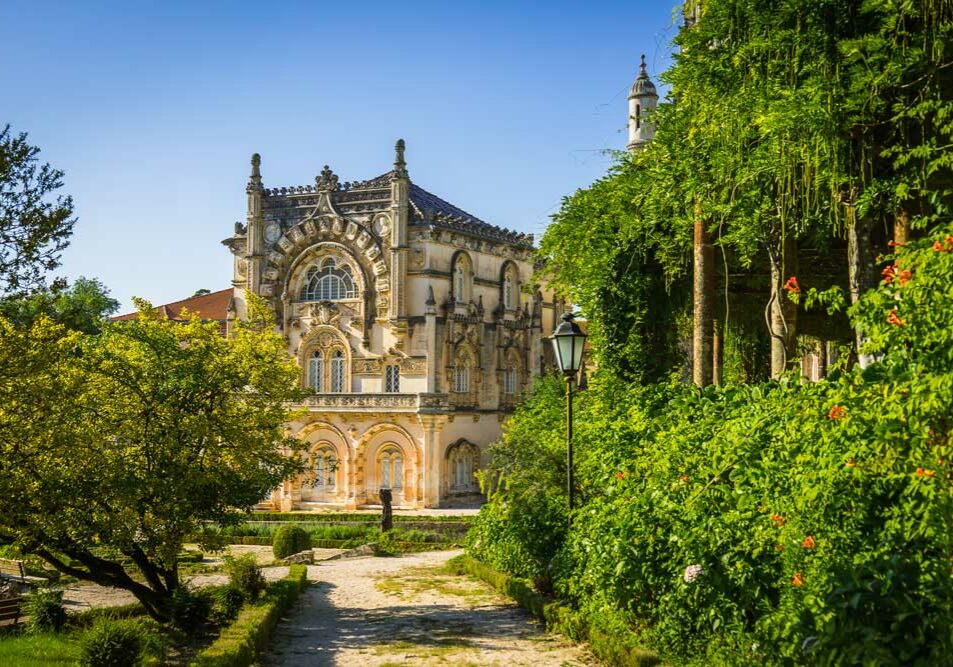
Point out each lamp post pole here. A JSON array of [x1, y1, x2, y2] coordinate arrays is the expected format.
[[566, 373, 574, 523], [549, 311, 587, 528]]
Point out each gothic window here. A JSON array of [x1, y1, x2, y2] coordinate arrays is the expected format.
[[503, 367, 518, 395], [300, 258, 357, 302], [501, 262, 519, 311], [384, 364, 400, 393], [504, 277, 514, 309], [453, 365, 470, 393], [447, 441, 479, 492], [378, 446, 403, 490], [312, 447, 337, 489], [452, 252, 472, 303], [330, 350, 346, 392], [308, 351, 323, 392], [636, 103, 641, 129]]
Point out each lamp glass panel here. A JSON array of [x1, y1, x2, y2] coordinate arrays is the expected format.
[[571, 335, 585, 372], [556, 335, 578, 373]]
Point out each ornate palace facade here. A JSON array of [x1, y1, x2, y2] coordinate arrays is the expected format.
[[220, 141, 559, 509]]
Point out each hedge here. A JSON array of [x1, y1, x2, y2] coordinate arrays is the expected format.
[[246, 512, 473, 524], [448, 555, 659, 667], [217, 536, 459, 551], [189, 564, 308, 667]]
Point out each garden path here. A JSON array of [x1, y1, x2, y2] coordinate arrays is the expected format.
[[263, 549, 593, 667]]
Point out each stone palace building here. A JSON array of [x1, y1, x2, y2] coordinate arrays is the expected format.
[[117, 60, 655, 510], [211, 141, 560, 510]]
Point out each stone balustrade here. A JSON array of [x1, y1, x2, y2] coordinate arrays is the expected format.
[[294, 393, 449, 413]]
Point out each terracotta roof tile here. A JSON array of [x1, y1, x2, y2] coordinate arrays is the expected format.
[[112, 288, 232, 323]]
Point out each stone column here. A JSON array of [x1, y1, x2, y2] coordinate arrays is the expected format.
[[418, 414, 447, 507]]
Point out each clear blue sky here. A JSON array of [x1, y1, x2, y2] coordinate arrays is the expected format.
[[2, 1, 681, 311]]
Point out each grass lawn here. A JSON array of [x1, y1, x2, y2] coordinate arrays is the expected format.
[[0, 632, 80, 666]]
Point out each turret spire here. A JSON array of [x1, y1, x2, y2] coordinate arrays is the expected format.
[[394, 139, 408, 179], [627, 54, 659, 154]]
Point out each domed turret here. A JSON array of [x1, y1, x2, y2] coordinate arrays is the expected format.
[[627, 54, 659, 153]]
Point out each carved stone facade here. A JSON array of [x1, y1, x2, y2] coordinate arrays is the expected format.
[[223, 141, 559, 509]]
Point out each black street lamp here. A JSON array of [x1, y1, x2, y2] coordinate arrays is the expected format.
[[549, 312, 588, 525]]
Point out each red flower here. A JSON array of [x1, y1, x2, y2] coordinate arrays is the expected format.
[[898, 269, 912, 286], [916, 467, 935, 478], [783, 276, 800, 294], [882, 264, 897, 284], [888, 239, 905, 248], [934, 241, 946, 252], [771, 514, 785, 526], [828, 405, 847, 420], [802, 535, 816, 549], [615, 471, 625, 480], [887, 309, 906, 327], [679, 474, 690, 483], [791, 572, 804, 587]]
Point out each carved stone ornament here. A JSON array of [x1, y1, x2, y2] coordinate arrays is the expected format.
[[400, 357, 427, 376], [353, 358, 383, 375], [315, 165, 340, 191], [308, 301, 340, 326]]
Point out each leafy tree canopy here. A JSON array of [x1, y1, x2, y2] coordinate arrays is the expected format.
[[0, 124, 76, 294], [0, 295, 304, 621], [0, 276, 119, 334]]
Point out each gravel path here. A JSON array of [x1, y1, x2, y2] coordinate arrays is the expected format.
[[263, 550, 593, 667]]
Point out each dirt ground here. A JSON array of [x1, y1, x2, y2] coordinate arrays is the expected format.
[[263, 550, 593, 667]]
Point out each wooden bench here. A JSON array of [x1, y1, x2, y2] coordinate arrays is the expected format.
[[0, 595, 23, 628], [0, 559, 26, 581], [0, 558, 48, 589]]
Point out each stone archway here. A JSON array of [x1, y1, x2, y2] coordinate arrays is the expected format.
[[294, 421, 351, 507], [354, 423, 421, 508]]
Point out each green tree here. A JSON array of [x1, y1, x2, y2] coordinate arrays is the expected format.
[[0, 125, 76, 294], [0, 276, 119, 333], [0, 295, 304, 621]]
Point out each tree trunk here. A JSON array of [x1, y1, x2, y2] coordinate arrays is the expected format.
[[712, 318, 724, 385], [769, 236, 798, 378], [894, 208, 911, 246], [693, 202, 714, 387], [847, 205, 877, 367]]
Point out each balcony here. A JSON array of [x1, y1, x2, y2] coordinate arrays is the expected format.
[[293, 393, 450, 413]]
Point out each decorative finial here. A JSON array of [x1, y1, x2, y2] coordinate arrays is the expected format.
[[640, 54, 647, 73], [247, 153, 262, 193], [426, 285, 436, 306], [315, 165, 340, 191], [394, 139, 408, 179]]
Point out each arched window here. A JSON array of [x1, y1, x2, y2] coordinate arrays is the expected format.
[[308, 351, 323, 392], [501, 263, 519, 311], [447, 441, 479, 492], [636, 103, 641, 129], [452, 253, 471, 303], [453, 365, 470, 394], [504, 276, 514, 309], [503, 367, 518, 395], [384, 364, 400, 393], [378, 447, 403, 490], [330, 350, 346, 392], [312, 447, 336, 489], [300, 258, 357, 301]]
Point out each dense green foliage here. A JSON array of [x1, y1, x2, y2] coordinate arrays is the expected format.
[[0, 277, 119, 333], [24, 590, 67, 634], [0, 295, 303, 621], [471, 228, 953, 663], [0, 125, 76, 294], [77, 618, 146, 667], [190, 564, 308, 667], [223, 554, 266, 602], [271, 526, 312, 560]]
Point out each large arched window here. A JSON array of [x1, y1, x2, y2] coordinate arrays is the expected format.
[[308, 351, 323, 392], [330, 350, 346, 392], [300, 258, 357, 301], [501, 263, 519, 311], [451, 252, 472, 303], [311, 446, 337, 489], [378, 446, 404, 490], [447, 441, 480, 492]]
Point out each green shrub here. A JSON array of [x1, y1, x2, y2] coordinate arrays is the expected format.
[[372, 531, 400, 557], [210, 586, 246, 624], [25, 589, 67, 633], [196, 526, 229, 554], [168, 585, 211, 634], [78, 619, 143, 667], [224, 554, 266, 601], [469, 228, 953, 666], [191, 564, 308, 667], [272, 525, 311, 559]]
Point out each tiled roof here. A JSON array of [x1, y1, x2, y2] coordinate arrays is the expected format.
[[262, 169, 533, 247], [112, 288, 232, 322]]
